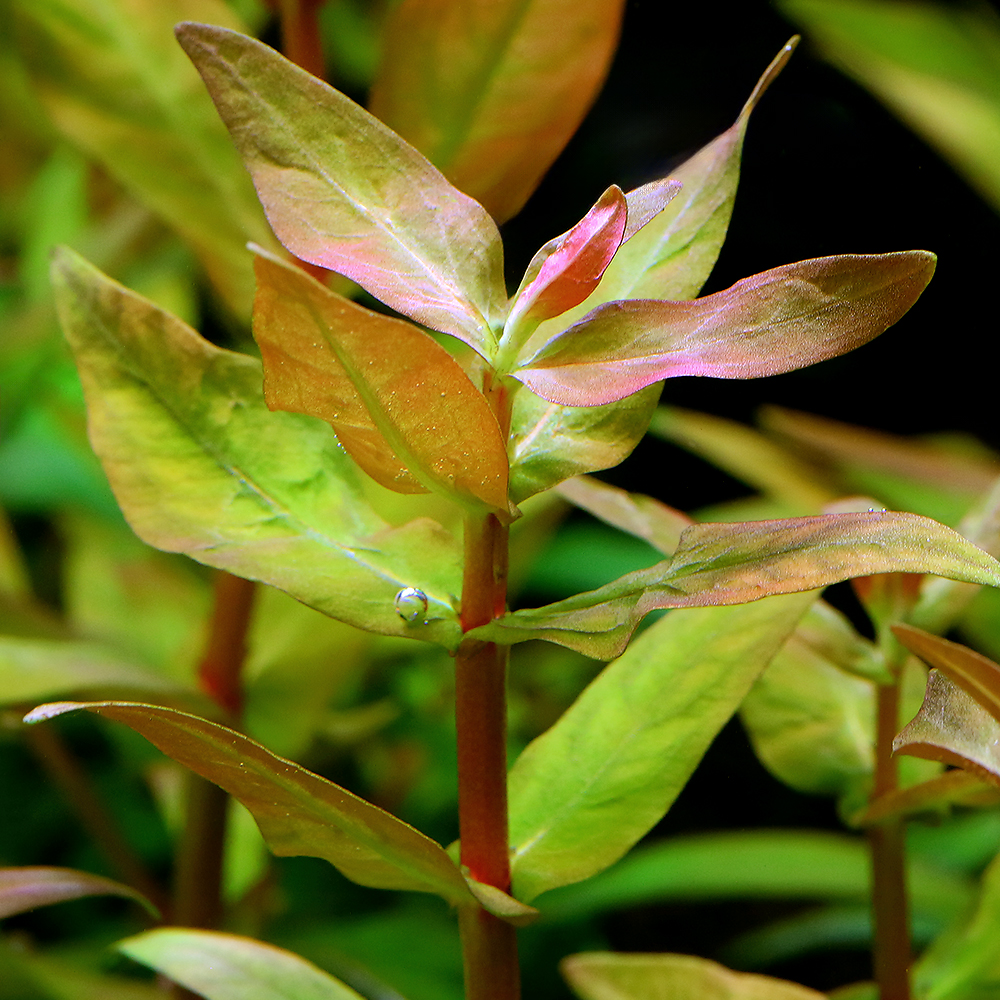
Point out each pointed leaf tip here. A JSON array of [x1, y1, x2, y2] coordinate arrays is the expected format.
[[517, 251, 936, 407]]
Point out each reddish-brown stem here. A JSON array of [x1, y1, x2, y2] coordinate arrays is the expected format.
[[277, 0, 326, 81], [869, 677, 912, 1000], [23, 722, 166, 915], [197, 572, 256, 718], [454, 375, 519, 999], [173, 571, 255, 937]]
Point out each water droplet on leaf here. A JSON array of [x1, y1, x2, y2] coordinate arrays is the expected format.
[[394, 587, 428, 623]]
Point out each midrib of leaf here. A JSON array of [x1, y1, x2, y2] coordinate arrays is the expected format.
[[96, 311, 432, 593], [226, 53, 492, 338], [430, 0, 533, 170]]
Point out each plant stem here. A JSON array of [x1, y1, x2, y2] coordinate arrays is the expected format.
[[455, 375, 519, 999], [173, 571, 256, 931], [277, 0, 326, 81], [869, 675, 912, 1000]]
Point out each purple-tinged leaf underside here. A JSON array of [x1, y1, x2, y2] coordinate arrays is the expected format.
[[893, 624, 1000, 724], [51, 247, 463, 649], [468, 511, 1000, 659], [515, 251, 936, 406], [24, 701, 475, 904], [507, 383, 662, 504], [894, 670, 1000, 786], [253, 252, 510, 517], [368, 0, 626, 224], [554, 476, 692, 556], [562, 952, 826, 1000], [524, 39, 799, 355], [120, 929, 365, 1000], [175, 22, 506, 355], [506, 185, 629, 334], [0, 867, 157, 920]]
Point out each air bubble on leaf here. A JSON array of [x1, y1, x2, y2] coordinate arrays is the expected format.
[[394, 587, 428, 623]]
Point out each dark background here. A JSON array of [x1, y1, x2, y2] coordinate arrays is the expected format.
[[504, 0, 999, 512]]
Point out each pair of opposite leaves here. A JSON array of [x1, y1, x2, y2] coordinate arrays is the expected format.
[[176, 23, 935, 523]]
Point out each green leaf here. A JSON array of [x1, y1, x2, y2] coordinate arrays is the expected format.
[[915, 851, 1000, 1000], [507, 592, 816, 902], [525, 38, 798, 352], [119, 928, 366, 1000], [740, 604, 876, 801], [0, 866, 156, 919], [536, 828, 972, 925], [176, 22, 506, 355], [554, 475, 692, 556], [13, 0, 277, 317], [893, 624, 1000, 724], [474, 511, 1000, 659], [894, 670, 1000, 786], [368, 0, 626, 224], [0, 636, 181, 707], [561, 952, 826, 1000], [507, 382, 660, 504], [252, 252, 510, 517], [52, 247, 463, 650], [24, 701, 475, 905], [516, 252, 936, 406], [759, 405, 1000, 525], [648, 406, 836, 515], [780, 0, 1000, 214]]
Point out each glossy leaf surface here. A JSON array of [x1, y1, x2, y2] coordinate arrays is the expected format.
[[781, 0, 1000, 213], [120, 928, 364, 1000], [25, 701, 474, 904], [369, 0, 626, 223], [0, 867, 155, 919], [507, 592, 816, 901], [0, 637, 179, 706], [176, 23, 506, 354], [473, 511, 1000, 659], [508, 383, 660, 504], [506, 185, 629, 337], [525, 39, 797, 356], [52, 247, 463, 649], [894, 670, 1000, 785], [516, 252, 936, 406], [562, 952, 825, 1000], [253, 253, 509, 515], [555, 476, 692, 556], [893, 624, 1000, 723], [13, 0, 276, 317]]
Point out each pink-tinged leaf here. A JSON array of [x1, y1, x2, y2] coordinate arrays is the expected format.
[[468, 511, 1000, 659], [0, 867, 157, 920], [516, 251, 936, 406], [524, 40, 798, 354], [555, 476, 693, 556], [175, 23, 506, 355], [893, 624, 1000, 724], [894, 670, 1000, 786], [562, 952, 826, 1000], [368, 0, 626, 223], [24, 702, 475, 904], [506, 186, 629, 337], [253, 252, 510, 516]]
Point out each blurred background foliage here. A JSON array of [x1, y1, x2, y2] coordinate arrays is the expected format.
[[3, 1, 1000, 998]]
